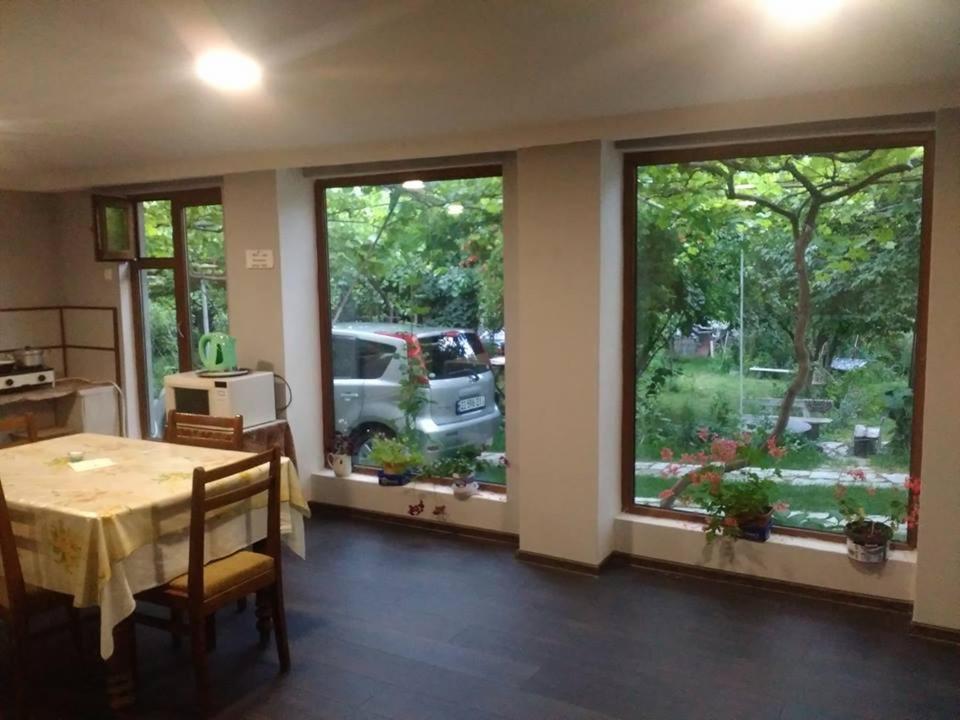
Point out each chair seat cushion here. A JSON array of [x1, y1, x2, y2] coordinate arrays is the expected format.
[[166, 551, 274, 600]]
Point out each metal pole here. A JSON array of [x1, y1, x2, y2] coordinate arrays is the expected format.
[[739, 248, 745, 424]]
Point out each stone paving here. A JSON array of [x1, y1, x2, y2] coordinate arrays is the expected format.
[[634, 460, 908, 487]]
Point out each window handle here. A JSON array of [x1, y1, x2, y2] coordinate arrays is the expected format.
[[339, 392, 360, 400]]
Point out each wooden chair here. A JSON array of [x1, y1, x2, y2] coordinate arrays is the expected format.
[[164, 411, 243, 451], [135, 448, 289, 715], [0, 478, 80, 720], [165, 411, 247, 617], [0, 413, 38, 449]]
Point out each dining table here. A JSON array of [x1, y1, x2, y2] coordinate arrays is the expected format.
[[0, 432, 311, 714]]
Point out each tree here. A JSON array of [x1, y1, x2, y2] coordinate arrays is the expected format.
[[325, 177, 504, 331], [635, 147, 924, 440]]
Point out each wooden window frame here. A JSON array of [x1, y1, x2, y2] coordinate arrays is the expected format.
[[620, 131, 935, 549], [314, 165, 506, 492], [127, 187, 223, 437]]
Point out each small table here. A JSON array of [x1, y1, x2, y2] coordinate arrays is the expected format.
[[0, 433, 310, 714]]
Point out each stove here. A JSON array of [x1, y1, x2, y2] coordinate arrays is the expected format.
[[0, 364, 56, 392]]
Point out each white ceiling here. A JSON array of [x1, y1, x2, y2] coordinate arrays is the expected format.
[[1, 0, 958, 191]]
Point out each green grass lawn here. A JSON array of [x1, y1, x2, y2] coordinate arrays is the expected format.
[[634, 473, 907, 538], [637, 356, 911, 473]]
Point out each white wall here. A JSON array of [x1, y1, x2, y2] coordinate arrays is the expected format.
[[276, 169, 323, 487]]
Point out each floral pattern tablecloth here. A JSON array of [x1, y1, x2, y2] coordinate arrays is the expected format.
[[0, 433, 310, 657]]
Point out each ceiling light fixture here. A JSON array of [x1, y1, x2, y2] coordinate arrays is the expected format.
[[402, 179, 425, 190], [195, 49, 262, 92], [762, 0, 841, 26]]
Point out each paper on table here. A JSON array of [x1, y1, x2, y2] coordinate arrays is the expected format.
[[69, 458, 116, 472]]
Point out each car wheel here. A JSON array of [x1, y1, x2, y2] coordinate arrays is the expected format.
[[350, 425, 395, 466]]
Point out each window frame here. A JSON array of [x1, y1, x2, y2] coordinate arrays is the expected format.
[[314, 165, 506, 492], [128, 187, 223, 437], [620, 132, 935, 548]]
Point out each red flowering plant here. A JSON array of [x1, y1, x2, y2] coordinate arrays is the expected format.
[[658, 428, 789, 542], [835, 472, 919, 546]]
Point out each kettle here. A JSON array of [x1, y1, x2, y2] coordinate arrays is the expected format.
[[197, 332, 238, 372]]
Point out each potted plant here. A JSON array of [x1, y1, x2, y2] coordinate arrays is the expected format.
[[835, 475, 919, 564], [657, 432, 788, 542], [327, 432, 353, 478], [687, 468, 782, 542], [369, 436, 423, 486], [426, 447, 486, 500]]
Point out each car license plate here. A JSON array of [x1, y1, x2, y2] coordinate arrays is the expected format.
[[456, 395, 485, 414]]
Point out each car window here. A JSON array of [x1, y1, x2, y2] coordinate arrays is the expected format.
[[419, 333, 488, 379], [357, 339, 395, 379], [332, 335, 357, 379]]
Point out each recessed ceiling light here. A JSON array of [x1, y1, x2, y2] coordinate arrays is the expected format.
[[195, 49, 262, 92], [446, 202, 464, 216], [402, 179, 425, 190], [762, 0, 841, 26]]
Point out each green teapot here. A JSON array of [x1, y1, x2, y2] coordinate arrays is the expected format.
[[198, 332, 238, 372]]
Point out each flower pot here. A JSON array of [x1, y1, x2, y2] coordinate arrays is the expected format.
[[452, 480, 480, 500], [378, 468, 415, 487], [734, 508, 773, 542], [844, 521, 892, 564], [327, 453, 352, 478], [382, 462, 408, 476]]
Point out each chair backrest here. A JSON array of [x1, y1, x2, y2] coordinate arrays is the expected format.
[[0, 413, 38, 449], [187, 447, 281, 606], [0, 478, 27, 613], [165, 411, 243, 451]]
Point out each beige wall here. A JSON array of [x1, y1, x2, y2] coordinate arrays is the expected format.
[[912, 109, 960, 629], [222, 172, 285, 374], [0, 190, 61, 308], [514, 141, 606, 565]]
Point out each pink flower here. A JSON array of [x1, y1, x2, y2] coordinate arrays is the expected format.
[[697, 427, 711, 442], [904, 476, 922, 495], [846, 468, 867, 482], [658, 488, 674, 500], [660, 447, 674, 461], [661, 463, 682, 478], [710, 438, 738, 464], [772, 501, 790, 513], [765, 436, 787, 459]]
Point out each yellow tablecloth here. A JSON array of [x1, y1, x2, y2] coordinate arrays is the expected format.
[[0, 433, 310, 657]]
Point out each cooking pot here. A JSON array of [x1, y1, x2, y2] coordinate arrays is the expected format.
[[13, 347, 46, 368]]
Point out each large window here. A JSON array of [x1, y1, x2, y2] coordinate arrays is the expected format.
[[623, 136, 930, 543], [317, 168, 507, 486]]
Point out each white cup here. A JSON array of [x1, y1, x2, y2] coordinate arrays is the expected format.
[[327, 453, 352, 478], [68, 451, 85, 463]]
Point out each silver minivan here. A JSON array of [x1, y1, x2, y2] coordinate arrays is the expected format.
[[332, 323, 501, 464]]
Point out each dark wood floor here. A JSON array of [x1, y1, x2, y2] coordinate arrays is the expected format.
[[5, 511, 960, 719]]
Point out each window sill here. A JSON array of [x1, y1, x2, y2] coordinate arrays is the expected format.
[[314, 468, 508, 503], [615, 512, 916, 563]]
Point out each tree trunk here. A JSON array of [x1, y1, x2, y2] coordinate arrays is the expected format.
[[769, 204, 820, 442]]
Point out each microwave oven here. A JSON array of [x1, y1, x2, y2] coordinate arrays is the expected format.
[[163, 370, 277, 430]]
